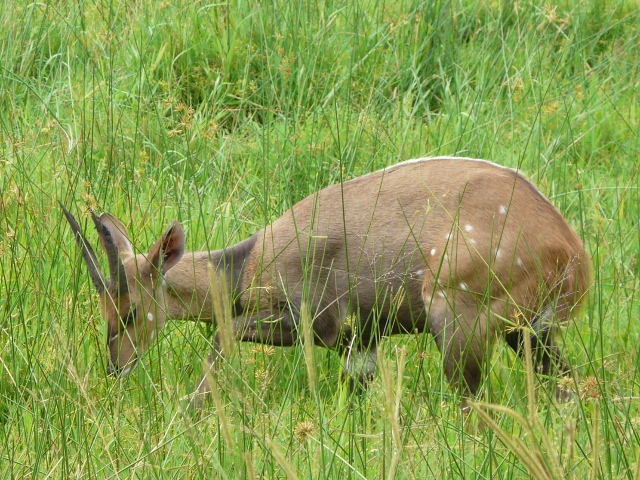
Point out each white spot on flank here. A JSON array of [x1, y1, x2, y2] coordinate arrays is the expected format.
[[499, 205, 507, 215], [445, 233, 451, 241], [415, 269, 425, 277], [437, 290, 446, 298], [470, 238, 477, 245], [459, 282, 468, 291], [517, 257, 524, 267], [464, 224, 474, 232], [430, 248, 437, 256], [495, 248, 502, 259], [147, 312, 154, 322]]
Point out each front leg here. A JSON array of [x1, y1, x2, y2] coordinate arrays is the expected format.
[[191, 307, 300, 407], [343, 345, 378, 393], [338, 325, 379, 393], [233, 304, 301, 347]]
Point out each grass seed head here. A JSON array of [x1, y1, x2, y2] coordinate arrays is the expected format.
[[557, 376, 575, 394], [294, 421, 315, 442], [579, 376, 600, 400]]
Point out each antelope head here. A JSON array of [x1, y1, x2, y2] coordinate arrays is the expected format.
[[61, 204, 185, 376]]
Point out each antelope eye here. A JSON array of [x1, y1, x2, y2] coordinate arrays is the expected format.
[[123, 306, 138, 326]]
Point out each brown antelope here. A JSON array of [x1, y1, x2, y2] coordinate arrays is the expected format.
[[61, 157, 590, 402]]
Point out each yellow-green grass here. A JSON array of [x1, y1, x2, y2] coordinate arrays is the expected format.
[[1, 0, 639, 477]]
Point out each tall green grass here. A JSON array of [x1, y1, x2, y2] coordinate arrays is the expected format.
[[1, 0, 639, 477]]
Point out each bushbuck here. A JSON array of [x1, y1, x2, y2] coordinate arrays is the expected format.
[[61, 157, 590, 402]]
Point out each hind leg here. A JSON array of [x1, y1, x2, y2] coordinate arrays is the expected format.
[[505, 306, 570, 377], [426, 287, 495, 397], [504, 306, 573, 401]]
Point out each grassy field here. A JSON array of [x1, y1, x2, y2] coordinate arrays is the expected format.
[[1, 0, 640, 478]]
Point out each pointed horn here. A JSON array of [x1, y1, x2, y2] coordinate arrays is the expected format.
[[59, 202, 107, 293], [91, 212, 130, 296]]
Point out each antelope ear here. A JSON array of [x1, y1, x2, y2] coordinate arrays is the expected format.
[[98, 213, 133, 255], [146, 220, 185, 276]]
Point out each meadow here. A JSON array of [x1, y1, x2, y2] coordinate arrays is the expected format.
[[1, 0, 639, 478]]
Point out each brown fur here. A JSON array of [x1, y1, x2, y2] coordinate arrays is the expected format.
[[62, 157, 590, 398]]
